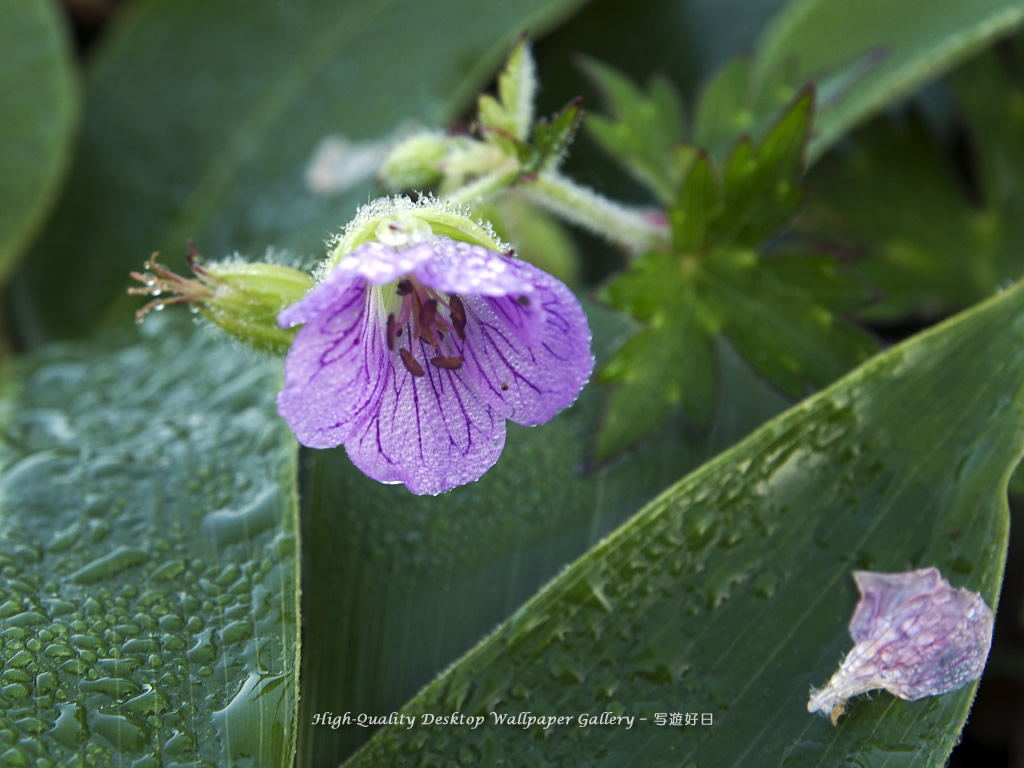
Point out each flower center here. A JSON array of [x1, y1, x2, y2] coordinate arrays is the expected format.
[[385, 276, 466, 377]]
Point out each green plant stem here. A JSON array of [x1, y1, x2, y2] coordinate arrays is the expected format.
[[444, 164, 522, 207], [522, 172, 670, 252]]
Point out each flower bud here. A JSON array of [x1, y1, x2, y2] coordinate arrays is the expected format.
[[129, 246, 313, 354], [378, 132, 448, 190]]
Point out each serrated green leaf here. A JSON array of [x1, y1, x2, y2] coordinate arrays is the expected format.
[[693, 57, 758, 161], [0, 0, 77, 285], [581, 58, 686, 202], [595, 286, 716, 459], [522, 97, 583, 176], [669, 152, 718, 251], [9, 0, 589, 346], [700, 250, 876, 397], [478, 36, 537, 143], [344, 271, 1024, 768], [713, 87, 812, 245], [0, 318, 299, 766], [603, 89, 866, 457], [755, 0, 1024, 161]]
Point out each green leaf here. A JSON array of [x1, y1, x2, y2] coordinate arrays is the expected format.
[[9, 0, 589, 346], [522, 97, 583, 177], [692, 56, 800, 165], [296, 301, 790, 765], [581, 58, 686, 202], [668, 151, 717, 251], [600, 89, 872, 458], [801, 37, 1024, 322], [596, 267, 716, 459], [755, 0, 1024, 161], [700, 251, 875, 397], [0, 0, 78, 285], [0, 318, 299, 766], [345, 274, 1024, 768]]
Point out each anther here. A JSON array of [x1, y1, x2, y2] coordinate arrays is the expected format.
[[516, 295, 530, 306], [430, 356, 464, 370], [386, 313, 397, 350], [399, 348, 425, 377], [397, 279, 413, 296]]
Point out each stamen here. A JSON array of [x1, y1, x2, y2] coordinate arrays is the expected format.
[[386, 313, 397, 350], [419, 299, 440, 348], [410, 289, 423, 341], [430, 356, 464, 370], [449, 295, 467, 341], [397, 279, 413, 296], [419, 298, 438, 329], [186, 240, 208, 275], [399, 348, 425, 377]]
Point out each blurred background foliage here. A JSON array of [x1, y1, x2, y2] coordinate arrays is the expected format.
[[2, 0, 1024, 765]]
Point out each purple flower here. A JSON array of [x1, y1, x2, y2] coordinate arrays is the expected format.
[[276, 234, 594, 494], [808, 567, 994, 724]]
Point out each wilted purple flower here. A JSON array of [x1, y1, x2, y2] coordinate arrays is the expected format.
[[276, 234, 594, 495], [808, 567, 994, 724]]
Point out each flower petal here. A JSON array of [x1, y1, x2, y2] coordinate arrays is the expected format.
[[334, 239, 436, 287], [276, 281, 388, 448], [412, 236, 536, 296], [344, 335, 506, 495], [808, 567, 994, 723], [447, 263, 594, 427], [849, 569, 943, 644]]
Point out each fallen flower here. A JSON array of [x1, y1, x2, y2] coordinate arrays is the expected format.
[[276, 231, 594, 495], [808, 567, 994, 724]]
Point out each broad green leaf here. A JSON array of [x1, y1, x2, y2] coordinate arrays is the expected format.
[[296, 303, 790, 765], [0, 0, 78, 284], [598, 90, 874, 460], [800, 37, 1024, 322], [345, 271, 1024, 768], [800, 117, 987, 322], [754, 0, 1024, 161], [9, 0, 589, 346], [0, 318, 299, 766]]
